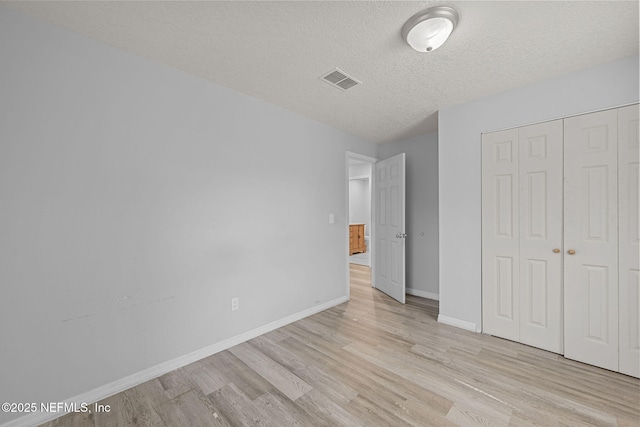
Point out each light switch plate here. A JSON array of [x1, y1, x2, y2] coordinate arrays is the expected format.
[[329, 213, 335, 224]]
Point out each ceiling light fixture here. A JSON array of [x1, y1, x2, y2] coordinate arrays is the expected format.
[[401, 6, 459, 53]]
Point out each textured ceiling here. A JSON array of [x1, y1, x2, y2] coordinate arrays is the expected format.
[[4, 1, 638, 143]]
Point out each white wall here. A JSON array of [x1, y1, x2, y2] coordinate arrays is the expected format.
[[0, 7, 377, 425], [348, 179, 370, 234], [348, 163, 371, 236], [438, 55, 640, 331], [348, 163, 371, 179], [379, 132, 439, 298]]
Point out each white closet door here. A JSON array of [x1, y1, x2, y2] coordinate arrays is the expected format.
[[564, 109, 619, 371], [482, 129, 520, 340], [618, 104, 640, 378], [518, 121, 564, 353]]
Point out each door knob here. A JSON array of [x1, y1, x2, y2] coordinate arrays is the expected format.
[[567, 249, 576, 255], [553, 248, 560, 253]]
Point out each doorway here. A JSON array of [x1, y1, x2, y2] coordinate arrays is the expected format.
[[349, 176, 371, 267], [346, 152, 376, 300], [345, 151, 407, 303]]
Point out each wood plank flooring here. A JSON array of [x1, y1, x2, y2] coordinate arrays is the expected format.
[[41, 264, 639, 426]]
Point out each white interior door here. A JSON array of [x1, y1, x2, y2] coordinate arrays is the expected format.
[[482, 122, 563, 352], [374, 153, 405, 303], [618, 104, 640, 378], [518, 121, 564, 353], [564, 109, 619, 371], [482, 128, 520, 341]]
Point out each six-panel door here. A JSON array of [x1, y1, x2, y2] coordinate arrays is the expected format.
[[518, 121, 564, 353], [374, 153, 406, 304], [563, 109, 619, 372], [482, 128, 520, 341]]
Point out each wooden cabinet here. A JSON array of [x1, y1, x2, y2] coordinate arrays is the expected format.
[[349, 224, 366, 255]]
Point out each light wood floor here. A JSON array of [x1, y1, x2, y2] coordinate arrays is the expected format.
[[42, 264, 639, 426]]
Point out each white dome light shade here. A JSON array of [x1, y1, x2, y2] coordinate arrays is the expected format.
[[405, 17, 453, 52], [402, 6, 459, 52]]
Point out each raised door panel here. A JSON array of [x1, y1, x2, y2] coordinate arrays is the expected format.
[[518, 120, 564, 353], [482, 128, 520, 340], [618, 104, 640, 378], [564, 109, 619, 371]]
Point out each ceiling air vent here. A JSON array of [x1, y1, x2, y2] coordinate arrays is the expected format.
[[321, 68, 361, 91]]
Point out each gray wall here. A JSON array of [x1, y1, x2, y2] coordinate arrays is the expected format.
[[348, 163, 371, 179], [379, 132, 439, 298], [348, 179, 371, 233], [0, 7, 377, 424], [438, 55, 640, 331]]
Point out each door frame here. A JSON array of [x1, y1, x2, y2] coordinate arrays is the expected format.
[[346, 151, 378, 300]]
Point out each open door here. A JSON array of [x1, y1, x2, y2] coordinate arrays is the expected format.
[[374, 153, 406, 303]]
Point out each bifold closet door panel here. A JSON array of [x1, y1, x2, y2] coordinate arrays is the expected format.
[[564, 109, 619, 372], [518, 120, 564, 353], [618, 104, 640, 378], [482, 128, 520, 340]]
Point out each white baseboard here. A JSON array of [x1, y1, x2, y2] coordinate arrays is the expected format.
[[1, 296, 348, 427], [437, 314, 479, 333], [405, 288, 439, 301]]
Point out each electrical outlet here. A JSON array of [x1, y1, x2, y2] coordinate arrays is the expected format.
[[231, 297, 239, 311]]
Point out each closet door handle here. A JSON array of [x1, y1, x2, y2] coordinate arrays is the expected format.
[[567, 249, 576, 255], [553, 248, 560, 253]]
